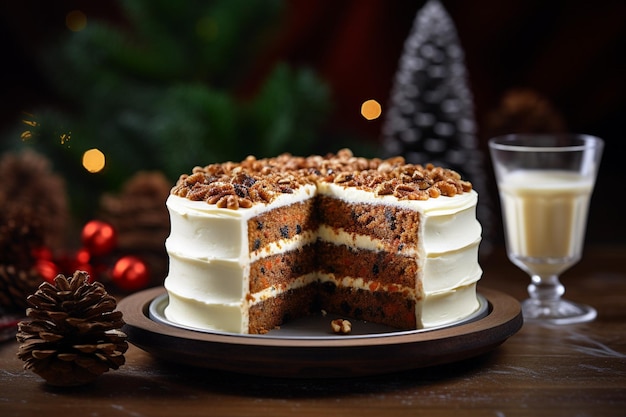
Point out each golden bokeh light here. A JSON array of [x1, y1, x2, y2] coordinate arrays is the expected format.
[[66, 10, 87, 32], [21, 114, 38, 142], [82, 148, 106, 173], [60, 133, 71, 145], [361, 99, 382, 120]]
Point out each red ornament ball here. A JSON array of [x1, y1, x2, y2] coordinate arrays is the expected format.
[[31, 247, 53, 261], [35, 259, 59, 284], [75, 247, 91, 265], [111, 256, 149, 291], [81, 220, 117, 256]]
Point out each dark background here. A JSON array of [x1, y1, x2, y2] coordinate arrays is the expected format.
[[1, 0, 624, 245]]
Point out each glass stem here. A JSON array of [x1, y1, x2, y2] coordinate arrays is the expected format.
[[527, 274, 565, 305]]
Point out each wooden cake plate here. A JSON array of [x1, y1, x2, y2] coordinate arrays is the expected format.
[[118, 287, 523, 378]]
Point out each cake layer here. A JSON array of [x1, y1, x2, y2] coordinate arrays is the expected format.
[[165, 186, 316, 261], [249, 284, 320, 334], [247, 199, 318, 252], [165, 275, 480, 333], [317, 281, 417, 329], [316, 242, 418, 289], [316, 195, 420, 248], [166, 186, 480, 261], [248, 245, 317, 293], [317, 182, 481, 253]]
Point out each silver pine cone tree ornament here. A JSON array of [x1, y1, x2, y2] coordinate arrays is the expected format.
[[381, 0, 494, 253], [16, 271, 128, 386]]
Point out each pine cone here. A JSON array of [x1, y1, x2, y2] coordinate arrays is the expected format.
[[484, 88, 567, 138], [16, 271, 128, 386], [0, 265, 42, 312], [0, 150, 69, 311], [0, 149, 68, 250], [99, 171, 171, 286]]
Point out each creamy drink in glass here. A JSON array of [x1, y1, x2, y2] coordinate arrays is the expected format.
[[499, 170, 593, 276], [489, 134, 603, 324]]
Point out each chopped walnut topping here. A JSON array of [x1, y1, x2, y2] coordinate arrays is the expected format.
[[331, 318, 352, 335], [376, 181, 395, 196], [170, 148, 472, 209], [333, 172, 354, 184]]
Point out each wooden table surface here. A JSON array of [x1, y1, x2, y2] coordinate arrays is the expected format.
[[1, 246, 625, 417]]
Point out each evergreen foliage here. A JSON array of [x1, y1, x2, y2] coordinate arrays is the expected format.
[[2, 0, 332, 219]]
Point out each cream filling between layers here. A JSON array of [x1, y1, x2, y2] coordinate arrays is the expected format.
[[248, 273, 319, 304], [317, 273, 419, 300], [249, 231, 317, 263]]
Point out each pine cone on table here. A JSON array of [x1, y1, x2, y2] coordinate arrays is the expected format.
[[16, 271, 128, 386]]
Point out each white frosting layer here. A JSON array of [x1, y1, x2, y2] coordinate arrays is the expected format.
[[315, 182, 478, 214], [423, 238, 482, 294], [166, 292, 248, 333], [164, 184, 482, 332], [422, 282, 480, 327]]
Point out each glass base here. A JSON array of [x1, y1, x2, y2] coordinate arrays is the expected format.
[[521, 298, 597, 325]]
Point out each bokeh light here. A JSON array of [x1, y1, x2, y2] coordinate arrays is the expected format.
[[361, 99, 382, 120], [82, 148, 106, 173], [21, 115, 38, 141], [66, 10, 87, 32], [196, 16, 218, 42], [60, 133, 71, 145]]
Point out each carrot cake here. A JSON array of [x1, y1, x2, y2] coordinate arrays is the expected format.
[[163, 149, 482, 334]]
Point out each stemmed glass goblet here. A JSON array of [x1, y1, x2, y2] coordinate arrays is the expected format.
[[489, 134, 604, 324]]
